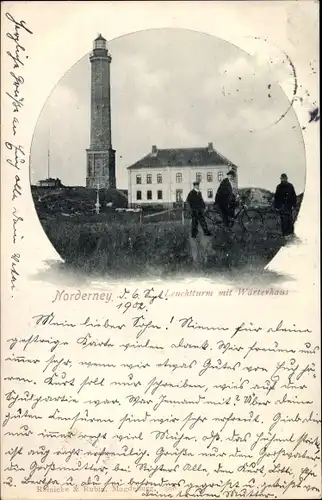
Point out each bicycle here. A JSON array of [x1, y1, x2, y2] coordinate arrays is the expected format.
[[204, 200, 264, 232]]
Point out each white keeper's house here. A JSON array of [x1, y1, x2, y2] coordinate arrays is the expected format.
[[127, 142, 238, 207]]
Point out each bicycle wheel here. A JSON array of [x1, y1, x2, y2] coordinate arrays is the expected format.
[[240, 208, 263, 231]]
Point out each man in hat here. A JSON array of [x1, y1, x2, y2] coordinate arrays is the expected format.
[[274, 173, 297, 237], [186, 181, 212, 238], [215, 169, 237, 227]]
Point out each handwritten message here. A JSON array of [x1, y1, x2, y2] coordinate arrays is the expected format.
[[2, 286, 321, 499], [4, 12, 33, 293]]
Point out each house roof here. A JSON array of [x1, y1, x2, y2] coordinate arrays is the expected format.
[[127, 145, 237, 170]]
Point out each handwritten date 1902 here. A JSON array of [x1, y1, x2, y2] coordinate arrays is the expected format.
[[116, 301, 147, 315]]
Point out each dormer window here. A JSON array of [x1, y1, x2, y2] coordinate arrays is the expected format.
[[193, 152, 201, 164], [177, 152, 184, 165]]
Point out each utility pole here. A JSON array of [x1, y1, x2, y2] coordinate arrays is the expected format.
[[47, 125, 51, 179], [47, 148, 50, 179]]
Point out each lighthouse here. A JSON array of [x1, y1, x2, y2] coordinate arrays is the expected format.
[[86, 34, 116, 189]]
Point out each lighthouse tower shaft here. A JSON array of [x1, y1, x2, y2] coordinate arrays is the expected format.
[[86, 34, 116, 189]]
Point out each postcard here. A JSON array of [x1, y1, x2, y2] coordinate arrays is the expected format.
[[1, 1, 320, 499]]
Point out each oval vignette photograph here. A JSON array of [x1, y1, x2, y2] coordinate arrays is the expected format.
[[29, 28, 306, 281]]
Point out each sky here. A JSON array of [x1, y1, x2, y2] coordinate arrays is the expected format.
[[30, 28, 306, 193]]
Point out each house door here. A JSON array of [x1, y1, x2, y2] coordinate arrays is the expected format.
[[176, 189, 183, 203]]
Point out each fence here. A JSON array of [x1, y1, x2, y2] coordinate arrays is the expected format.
[[141, 205, 186, 225]]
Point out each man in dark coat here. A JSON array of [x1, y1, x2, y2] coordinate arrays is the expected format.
[[215, 170, 237, 227], [186, 181, 211, 238], [274, 173, 297, 237]]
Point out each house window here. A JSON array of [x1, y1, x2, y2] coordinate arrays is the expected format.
[[147, 190, 152, 200], [157, 174, 162, 183], [136, 190, 142, 200], [157, 190, 163, 200], [136, 175, 142, 184], [196, 173, 202, 183], [218, 171, 224, 182], [177, 153, 184, 165], [176, 189, 183, 203], [176, 173, 182, 183], [207, 189, 213, 199], [207, 172, 213, 182], [146, 174, 152, 184]]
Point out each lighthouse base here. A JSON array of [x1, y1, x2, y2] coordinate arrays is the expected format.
[[86, 149, 116, 189]]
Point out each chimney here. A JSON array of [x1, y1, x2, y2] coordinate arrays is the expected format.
[[207, 142, 214, 152], [151, 145, 158, 156]]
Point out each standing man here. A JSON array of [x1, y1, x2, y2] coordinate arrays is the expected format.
[[215, 170, 237, 227], [274, 173, 297, 237], [186, 181, 212, 238]]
